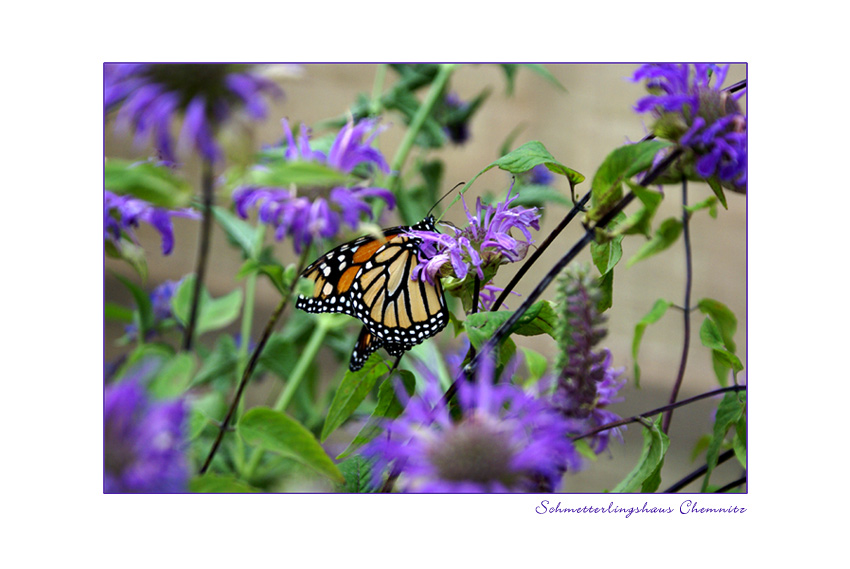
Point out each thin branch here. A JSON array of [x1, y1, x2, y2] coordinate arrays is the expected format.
[[182, 160, 215, 351], [663, 448, 735, 493], [662, 179, 692, 434], [571, 384, 746, 442], [199, 251, 308, 475], [491, 191, 591, 311], [714, 476, 747, 493], [463, 148, 684, 379]]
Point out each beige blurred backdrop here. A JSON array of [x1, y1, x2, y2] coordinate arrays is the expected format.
[[104, 64, 746, 492]]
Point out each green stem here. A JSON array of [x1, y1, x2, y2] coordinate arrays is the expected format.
[[388, 63, 458, 194], [369, 64, 387, 116], [198, 247, 309, 476], [238, 225, 266, 363], [232, 225, 266, 472], [243, 316, 332, 478]]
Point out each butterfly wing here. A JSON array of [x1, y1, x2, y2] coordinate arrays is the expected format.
[[295, 216, 449, 371], [348, 325, 410, 371]]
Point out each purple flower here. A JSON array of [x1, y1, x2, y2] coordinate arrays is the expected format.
[[233, 118, 394, 253], [443, 92, 471, 144], [411, 182, 540, 311], [105, 64, 283, 163], [363, 356, 577, 493], [632, 64, 747, 191], [552, 264, 626, 455], [526, 164, 554, 186], [124, 279, 182, 341], [104, 190, 199, 255], [104, 375, 189, 493]]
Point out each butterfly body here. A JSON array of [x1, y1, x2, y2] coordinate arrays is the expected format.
[[295, 216, 448, 371]]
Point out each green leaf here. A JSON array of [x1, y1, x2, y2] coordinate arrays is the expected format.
[[212, 206, 261, 259], [702, 391, 746, 491], [733, 413, 747, 469], [596, 270, 614, 313], [690, 434, 711, 462], [256, 332, 299, 380], [172, 275, 243, 336], [573, 439, 597, 462], [641, 456, 666, 493], [587, 140, 671, 222], [706, 178, 728, 209], [509, 184, 574, 209], [148, 352, 196, 399], [321, 353, 387, 442], [246, 160, 350, 188], [612, 416, 669, 493], [626, 217, 683, 267], [519, 64, 566, 91], [513, 300, 558, 336], [520, 347, 548, 384], [192, 334, 239, 386], [238, 407, 344, 484], [105, 237, 148, 280], [591, 230, 624, 275], [632, 299, 674, 387], [618, 181, 664, 237], [236, 257, 292, 296], [114, 273, 154, 338], [104, 159, 193, 209], [188, 390, 226, 440], [465, 300, 557, 350], [189, 474, 260, 493], [684, 195, 718, 218], [104, 301, 134, 323], [117, 343, 175, 380], [337, 370, 416, 459], [497, 64, 565, 95], [457, 142, 584, 206], [699, 318, 743, 374], [697, 298, 738, 353], [337, 455, 378, 493], [491, 141, 584, 185]]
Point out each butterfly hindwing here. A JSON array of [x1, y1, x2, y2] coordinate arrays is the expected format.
[[295, 216, 449, 371]]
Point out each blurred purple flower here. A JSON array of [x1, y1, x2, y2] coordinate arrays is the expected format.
[[526, 164, 554, 186], [443, 92, 471, 144], [104, 64, 282, 163], [632, 63, 747, 191], [104, 375, 188, 493], [124, 279, 182, 341], [363, 356, 577, 493], [233, 118, 394, 253], [552, 264, 626, 455], [104, 190, 199, 255], [411, 182, 540, 311]]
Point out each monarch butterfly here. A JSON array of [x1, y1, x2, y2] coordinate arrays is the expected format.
[[295, 215, 449, 371]]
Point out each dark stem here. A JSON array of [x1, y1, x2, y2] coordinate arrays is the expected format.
[[378, 358, 405, 493], [662, 179, 692, 434], [199, 252, 308, 475], [491, 191, 591, 311], [440, 149, 684, 409], [471, 273, 481, 315], [182, 160, 215, 351], [571, 384, 746, 442], [464, 148, 684, 379], [663, 448, 735, 493], [714, 476, 746, 493]]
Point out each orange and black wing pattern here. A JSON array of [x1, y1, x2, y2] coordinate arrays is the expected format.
[[295, 216, 449, 371]]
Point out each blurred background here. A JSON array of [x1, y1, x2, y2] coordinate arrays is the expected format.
[[104, 63, 746, 492]]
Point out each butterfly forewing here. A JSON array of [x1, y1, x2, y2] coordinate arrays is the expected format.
[[295, 216, 449, 371]]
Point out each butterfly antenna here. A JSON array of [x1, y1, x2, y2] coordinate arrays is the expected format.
[[428, 181, 465, 221]]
